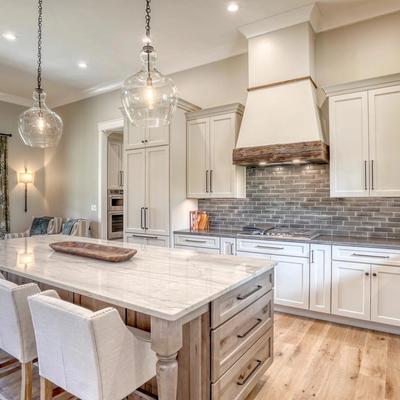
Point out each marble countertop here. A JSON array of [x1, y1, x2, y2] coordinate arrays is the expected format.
[[174, 229, 400, 250], [0, 235, 275, 321]]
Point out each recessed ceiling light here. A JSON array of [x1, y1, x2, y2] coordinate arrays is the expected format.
[[227, 2, 239, 12], [2, 32, 16, 41], [77, 61, 88, 69]]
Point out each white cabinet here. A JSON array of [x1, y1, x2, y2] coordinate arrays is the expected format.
[[108, 139, 123, 189], [329, 84, 400, 197], [310, 244, 331, 314], [125, 146, 169, 236], [271, 255, 310, 310], [331, 261, 371, 321], [371, 265, 400, 327], [125, 233, 169, 248], [368, 85, 400, 196], [186, 104, 246, 199], [125, 124, 169, 149]]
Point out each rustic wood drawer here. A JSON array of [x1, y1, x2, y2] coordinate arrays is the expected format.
[[332, 245, 400, 266], [237, 239, 309, 258], [211, 328, 273, 400], [211, 271, 273, 329], [174, 234, 220, 249], [211, 291, 273, 382]]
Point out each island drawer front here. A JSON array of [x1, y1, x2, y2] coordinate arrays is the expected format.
[[211, 291, 273, 382], [237, 239, 309, 258], [211, 271, 273, 329], [174, 234, 220, 249], [211, 328, 273, 400], [332, 245, 400, 266]]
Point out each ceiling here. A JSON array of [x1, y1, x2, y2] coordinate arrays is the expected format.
[[1, 0, 399, 107]]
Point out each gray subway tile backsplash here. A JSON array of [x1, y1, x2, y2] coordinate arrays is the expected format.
[[198, 164, 400, 239]]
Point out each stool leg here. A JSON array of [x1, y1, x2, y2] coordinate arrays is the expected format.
[[40, 377, 53, 400], [21, 361, 33, 400]]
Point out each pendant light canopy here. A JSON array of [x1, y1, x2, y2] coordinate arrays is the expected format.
[[18, 0, 63, 148], [121, 0, 177, 128]]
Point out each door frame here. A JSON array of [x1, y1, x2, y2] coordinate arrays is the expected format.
[[97, 117, 124, 240]]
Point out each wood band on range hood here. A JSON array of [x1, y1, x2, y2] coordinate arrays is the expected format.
[[232, 141, 329, 166]]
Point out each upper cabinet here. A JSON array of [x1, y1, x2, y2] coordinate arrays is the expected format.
[[186, 104, 246, 199], [107, 137, 123, 189], [329, 83, 400, 197], [125, 124, 169, 149]]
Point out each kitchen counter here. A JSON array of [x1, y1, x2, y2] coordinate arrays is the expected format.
[[0, 235, 275, 400], [174, 229, 400, 250]]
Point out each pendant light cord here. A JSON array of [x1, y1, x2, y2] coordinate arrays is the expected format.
[[37, 0, 43, 106]]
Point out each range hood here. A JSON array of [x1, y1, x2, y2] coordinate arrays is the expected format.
[[233, 10, 328, 166]]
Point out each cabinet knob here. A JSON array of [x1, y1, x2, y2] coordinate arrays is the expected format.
[[373, 273, 377, 277], [365, 272, 370, 276]]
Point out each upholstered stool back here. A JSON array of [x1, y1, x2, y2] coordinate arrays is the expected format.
[[29, 290, 156, 400], [0, 278, 39, 363]]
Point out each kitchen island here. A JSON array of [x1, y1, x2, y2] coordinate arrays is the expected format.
[[0, 235, 275, 400]]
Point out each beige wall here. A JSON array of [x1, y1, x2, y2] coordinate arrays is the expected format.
[[0, 100, 47, 233], [316, 12, 400, 87], [44, 53, 248, 237]]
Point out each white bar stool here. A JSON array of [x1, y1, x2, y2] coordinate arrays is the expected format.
[[0, 273, 40, 400], [28, 290, 157, 400]]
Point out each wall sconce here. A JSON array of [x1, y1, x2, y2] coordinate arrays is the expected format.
[[18, 169, 33, 213]]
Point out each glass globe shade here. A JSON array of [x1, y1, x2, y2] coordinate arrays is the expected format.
[[18, 90, 63, 148], [121, 48, 178, 128]]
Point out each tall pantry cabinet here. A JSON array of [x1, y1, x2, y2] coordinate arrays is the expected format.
[[123, 99, 200, 247]]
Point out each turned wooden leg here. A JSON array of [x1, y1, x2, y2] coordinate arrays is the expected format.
[[151, 317, 183, 400], [21, 361, 33, 400], [40, 377, 53, 400]]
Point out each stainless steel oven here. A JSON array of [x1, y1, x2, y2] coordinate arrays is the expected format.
[[107, 211, 123, 239], [108, 190, 123, 211]]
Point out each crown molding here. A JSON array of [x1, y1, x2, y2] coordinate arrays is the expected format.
[[0, 92, 31, 107]]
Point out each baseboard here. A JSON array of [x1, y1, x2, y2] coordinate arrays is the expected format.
[[275, 305, 400, 335]]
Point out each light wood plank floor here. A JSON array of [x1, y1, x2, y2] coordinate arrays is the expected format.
[[1, 313, 399, 400]]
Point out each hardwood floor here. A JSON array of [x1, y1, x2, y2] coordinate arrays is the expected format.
[[248, 313, 400, 400], [1, 313, 399, 400]]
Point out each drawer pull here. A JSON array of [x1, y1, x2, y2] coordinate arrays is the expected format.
[[237, 285, 262, 301], [256, 245, 284, 250], [237, 359, 262, 386], [351, 253, 390, 259], [184, 239, 207, 244], [237, 318, 262, 339]]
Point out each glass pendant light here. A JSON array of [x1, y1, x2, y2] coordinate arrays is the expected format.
[[121, 0, 177, 128], [18, 0, 63, 148]]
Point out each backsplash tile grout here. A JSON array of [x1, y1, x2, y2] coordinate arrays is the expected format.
[[198, 164, 400, 239]]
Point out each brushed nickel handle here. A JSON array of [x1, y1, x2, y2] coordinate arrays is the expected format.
[[237, 285, 262, 300], [371, 160, 375, 190], [131, 234, 158, 239], [210, 170, 213, 193], [352, 253, 390, 259], [184, 239, 207, 244], [237, 360, 262, 386], [140, 207, 145, 230], [237, 318, 262, 339], [364, 160, 367, 190], [311, 250, 315, 264], [144, 207, 149, 230], [206, 170, 209, 193], [256, 245, 284, 250]]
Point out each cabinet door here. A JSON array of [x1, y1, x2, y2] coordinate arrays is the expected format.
[[371, 265, 400, 326], [125, 121, 146, 149], [368, 85, 400, 196], [220, 237, 236, 256], [329, 92, 369, 197], [332, 261, 370, 321], [310, 244, 332, 314], [187, 118, 209, 198], [125, 233, 147, 246], [147, 126, 169, 147], [271, 255, 309, 310], [209, 113, 237, 198], [125, 149, 146, 233], [145, 146, 170, 236], [108, 141, 122, 189]]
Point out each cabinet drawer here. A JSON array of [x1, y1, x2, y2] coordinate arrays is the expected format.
[[174, 234, 220, 249], [237, 239, 309, 258], [332, 245, 400, 266], [211, 291, 273, 382], [174, 245, 220, 254], [211, 271, 273, 329], [211, 329, 273, 400]]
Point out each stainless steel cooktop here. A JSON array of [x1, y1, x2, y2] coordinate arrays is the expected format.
[[239, 224, 319, 240]]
